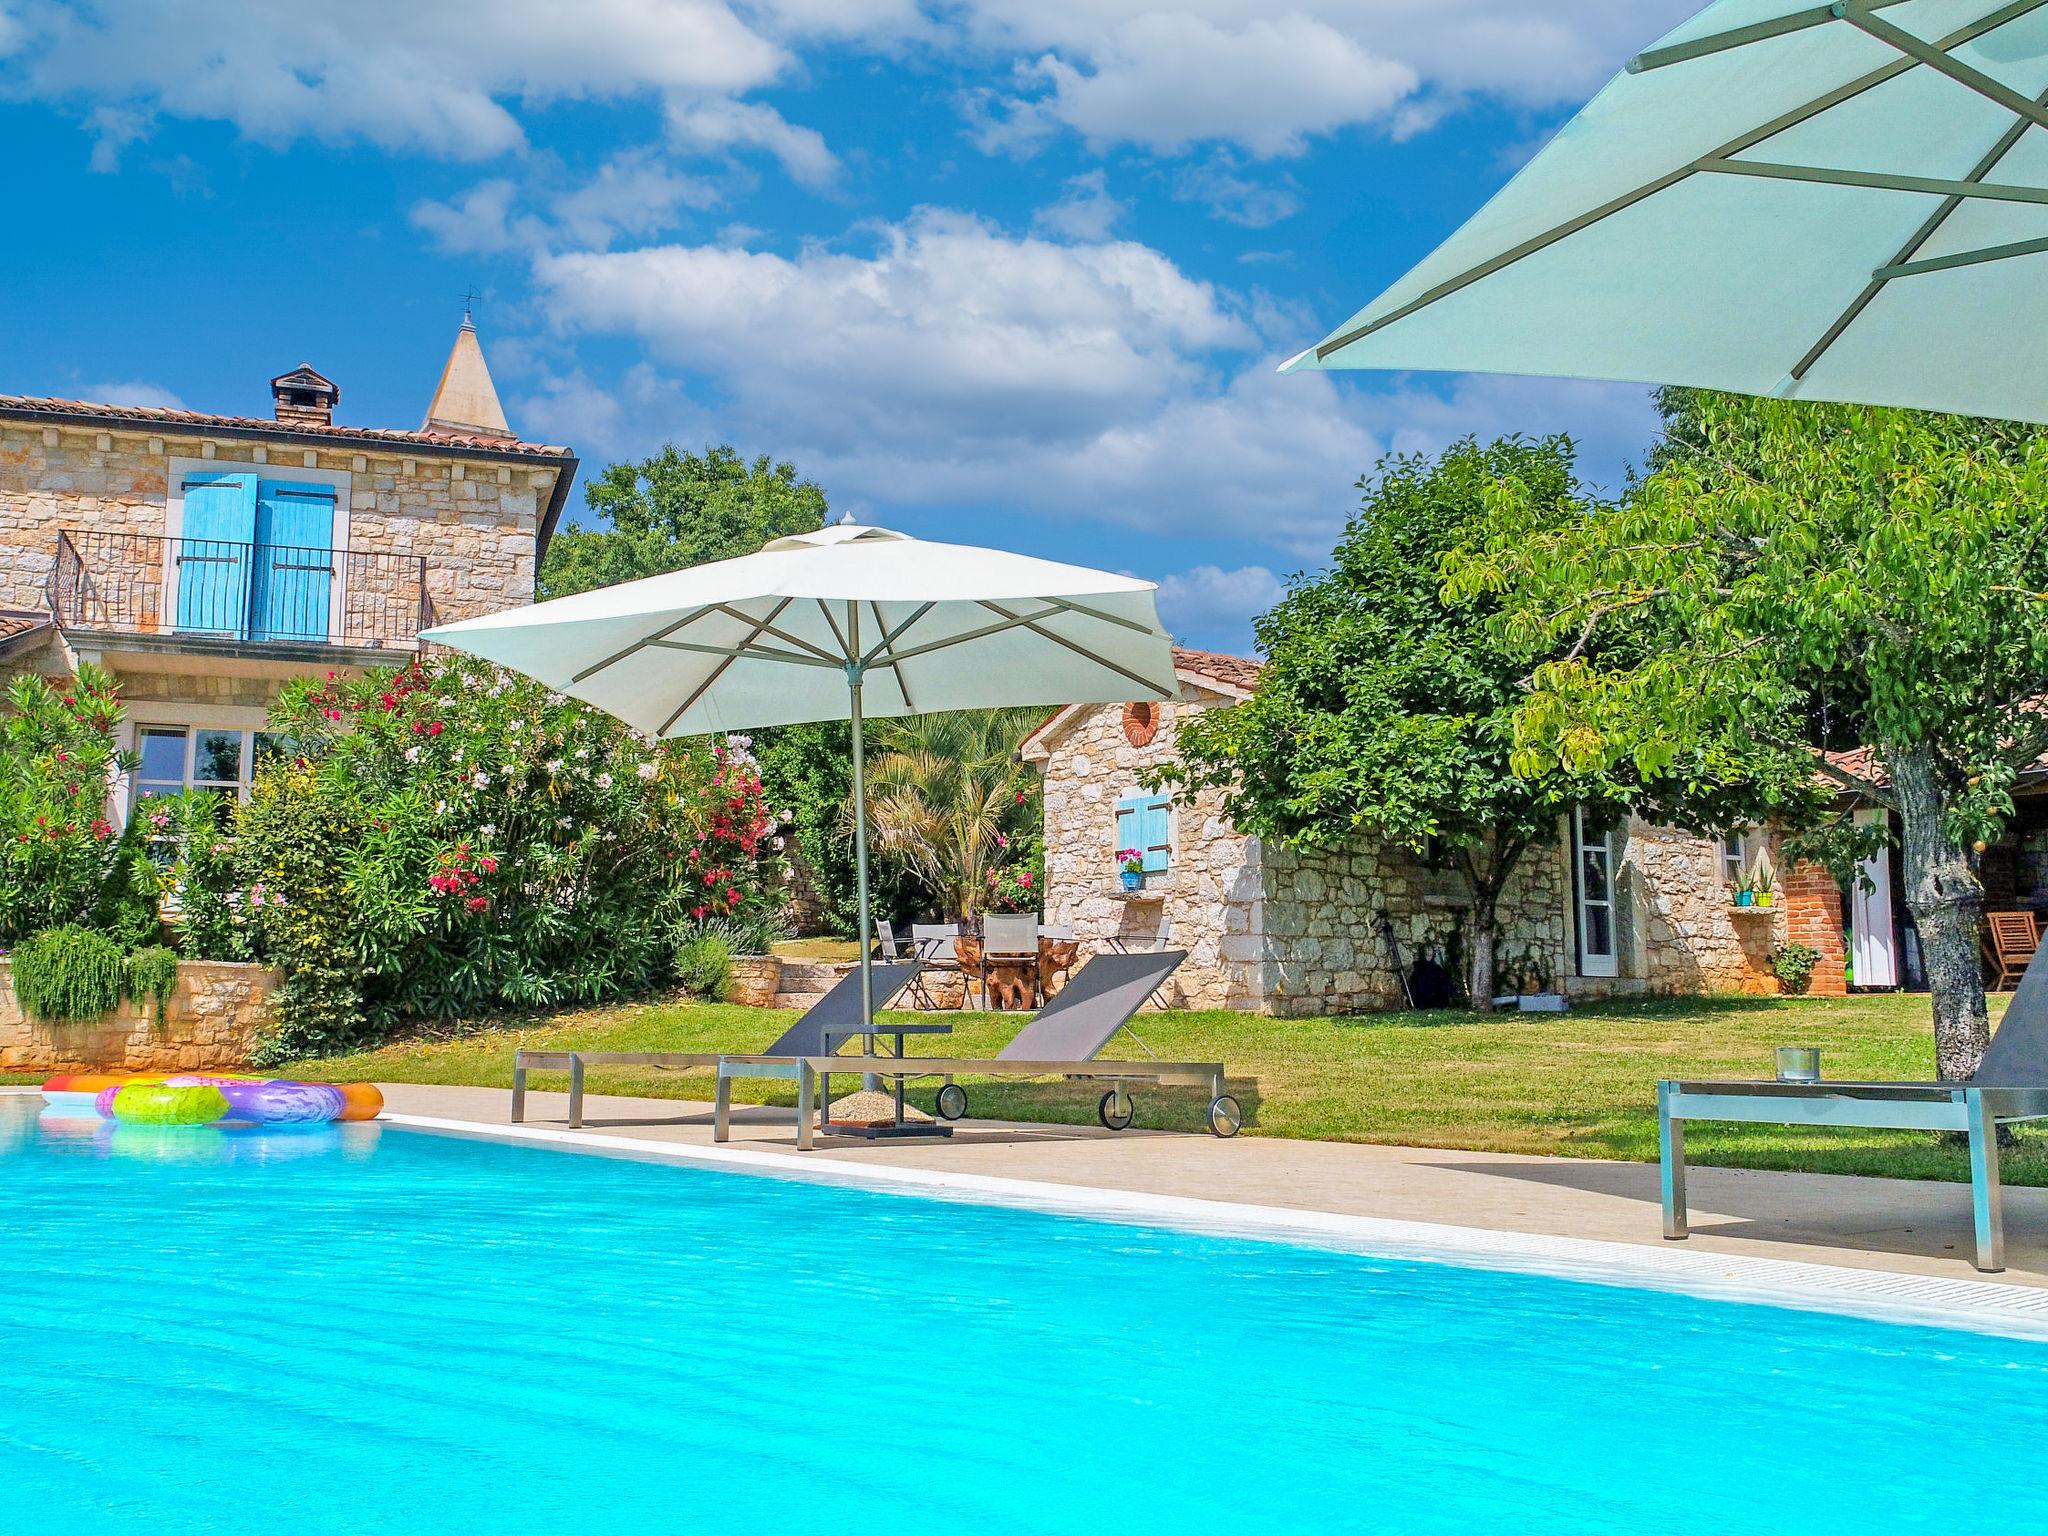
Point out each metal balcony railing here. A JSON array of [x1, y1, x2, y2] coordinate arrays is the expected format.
[[50, 529, 435, 650]]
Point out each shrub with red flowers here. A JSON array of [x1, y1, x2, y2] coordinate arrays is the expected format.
[[0, 666, 160, 946], [238, 655, 784, 1057]]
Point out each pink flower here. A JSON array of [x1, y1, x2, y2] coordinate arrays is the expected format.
[[1018, 872, 1032, 887], [466, 896, 489, 913]]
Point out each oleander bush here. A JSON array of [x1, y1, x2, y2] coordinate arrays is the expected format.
[[241, 656, 785, 1058]]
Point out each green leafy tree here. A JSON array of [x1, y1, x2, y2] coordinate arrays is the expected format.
[[1450, 392, 2048, 1077], [861, 709, 1043, 923], [539, 443, 829, 598], [1171, 436, 1802, 1011]]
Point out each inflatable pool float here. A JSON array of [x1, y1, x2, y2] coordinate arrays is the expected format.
[[42, 1073, 380, 1128]]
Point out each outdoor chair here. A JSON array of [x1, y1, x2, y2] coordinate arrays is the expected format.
[[1988, 910, 2039, 990], [873, 919, 912, 961], [722, 950, 1241, 1149], [907, 922, 962, 1009], [971, 913, 1041, 1009], [511, 963, 916, 1129], [1660, 942, 2048, 1272]]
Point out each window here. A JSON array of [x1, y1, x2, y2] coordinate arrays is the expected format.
[[1116, 793, 1173, 873], [134, 726, 293, 803], [1574, 807, 1619, 979], [1721, 829, 1753, 886]]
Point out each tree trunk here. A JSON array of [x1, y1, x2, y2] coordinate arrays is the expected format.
[[1890, 746, 1990, 1080], [1467, 903, 1498, 1014]]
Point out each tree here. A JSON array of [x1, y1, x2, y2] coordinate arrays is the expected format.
[[1450, 392, 2048, 1078], [1170, 436, 1799, 1011], [538, 443, 828, 598], [860, 709, 1042, 923]]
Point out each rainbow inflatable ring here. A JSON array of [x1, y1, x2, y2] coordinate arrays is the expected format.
[[40, 1072, 382, 1127]]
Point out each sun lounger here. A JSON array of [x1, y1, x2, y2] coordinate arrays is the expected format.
[[714, 950, 1241, 1149], [1659, 943, 2048, 1272], [511, 963, 916, 1128]]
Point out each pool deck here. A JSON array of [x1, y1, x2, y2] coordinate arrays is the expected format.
[[377, 1081, 2048, 1295]]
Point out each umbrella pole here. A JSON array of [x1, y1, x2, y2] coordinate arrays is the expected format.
[[847, 664, 881, 1092]]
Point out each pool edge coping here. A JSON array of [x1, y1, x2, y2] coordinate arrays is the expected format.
[[381, 1108, 2048, 1342]]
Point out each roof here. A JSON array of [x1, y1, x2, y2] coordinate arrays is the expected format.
[[0, 392, 581, 559], [0, 608, 54, 661], [1019, 645, 1262, 762], [1170, 646, 1262, 695]]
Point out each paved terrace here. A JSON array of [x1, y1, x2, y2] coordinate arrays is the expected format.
[[380, 1082, 2048, 1290]]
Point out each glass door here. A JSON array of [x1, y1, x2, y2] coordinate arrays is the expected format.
[[1574, 807, 1619, 978]]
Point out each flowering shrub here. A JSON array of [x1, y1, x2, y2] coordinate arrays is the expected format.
[[0, 667, 159, 946], [241, 656, 784, 1055], [982, 830, 1044, 915]]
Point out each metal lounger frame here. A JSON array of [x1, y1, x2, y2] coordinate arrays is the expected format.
[[1658, 1080, 2048, 1273], [713, 1052, 1232, 1151]]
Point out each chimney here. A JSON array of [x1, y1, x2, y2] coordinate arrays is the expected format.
[[270, 363, 340, 428]]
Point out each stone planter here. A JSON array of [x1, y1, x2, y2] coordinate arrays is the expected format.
[[0, 957, 280, 1073], [726, 954, 782, 1008]]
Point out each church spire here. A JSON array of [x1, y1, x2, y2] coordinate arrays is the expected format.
[[422, 313, 510, 438]]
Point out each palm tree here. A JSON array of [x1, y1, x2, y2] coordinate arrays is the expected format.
[[857, 708, 1040, 921]]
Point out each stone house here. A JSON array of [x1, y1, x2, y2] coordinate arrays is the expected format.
[[1023, 648, 1839, 1014], [0, 321, 576, 822]]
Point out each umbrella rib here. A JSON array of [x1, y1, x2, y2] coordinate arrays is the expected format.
[[568, 604, 718, 685], [976, 601, 1175, 698], [1878, 231, 2048, 278], [1312, 3, 2024, 362], [814, 598, 855, 663], [1791, 78, 2048, 380], [1836, 1, 2048, 132], [1699, 158, 2048, 204], [859, 601, 936, 669], [708, 602, 842, 662], [650, 638, 843, 669], [873, 604, 1070, 666], [1050, 596, 1162, 635], [1628, 0, 1913, 73], [657, 595, 797, 736], [864, 599, 915, 711]]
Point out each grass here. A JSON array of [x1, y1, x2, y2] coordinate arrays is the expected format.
[[259, 987, 2048, 1186]]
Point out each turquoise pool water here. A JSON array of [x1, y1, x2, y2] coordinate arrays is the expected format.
[[6, 1094, 2046, 1536]]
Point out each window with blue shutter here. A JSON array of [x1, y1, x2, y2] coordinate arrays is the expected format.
[[174, 473, 257, 635], [1116, 792, 1173, 873], [250, 481, 338, 641]]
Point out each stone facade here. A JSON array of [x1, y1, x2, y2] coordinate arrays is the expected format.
[[1027, 651, 1788, 1015], [0, 958, 279, 1072]]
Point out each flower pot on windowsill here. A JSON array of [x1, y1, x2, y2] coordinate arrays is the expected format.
[[1119, 869, 1144, 892], [1755, 892, 1774, 908], [1734, 889, 1755, 907]]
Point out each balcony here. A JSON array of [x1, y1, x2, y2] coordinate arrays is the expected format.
[[50, 529, 435, 657]]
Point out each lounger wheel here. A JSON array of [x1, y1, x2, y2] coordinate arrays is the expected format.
[[1098, 1089, 1135, 1131], [935, 1083, 967, 1121], [1208, 1094, 1243, 1138]]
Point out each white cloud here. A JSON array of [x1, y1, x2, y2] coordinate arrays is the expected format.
[[0, 0, 787, 159], [72, 380, 188, 411], [1156, 563, 1284, 651], [1174, 157, 1301, 228], [1032, 170, 1127, 241], [665, 97, 837, 187], [409, 179, 542, 257], [549, 151, 724, 249]]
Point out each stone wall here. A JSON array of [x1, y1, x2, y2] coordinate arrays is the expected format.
[[0, 421, 555, 627], [0, 958, 279, 1072], [1611, 819, 1782, 996]]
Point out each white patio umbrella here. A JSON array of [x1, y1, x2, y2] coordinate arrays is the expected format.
[[1286, 0, 2048, 423], [422, 522, 1175, 1043]]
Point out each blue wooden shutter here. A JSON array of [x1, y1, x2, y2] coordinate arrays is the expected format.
[[1115, 796, 1142, 864], [174, 473, 258, 635], [251, 481, 337, 641], [1139, 793, 1172, 872]]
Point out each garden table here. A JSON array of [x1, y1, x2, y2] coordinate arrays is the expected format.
[[818, 1020, 954, 1138]]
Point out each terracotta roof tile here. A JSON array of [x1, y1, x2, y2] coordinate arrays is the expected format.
[[0, 393, 571, 459]]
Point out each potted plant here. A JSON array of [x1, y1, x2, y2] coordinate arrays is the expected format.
[[1748, 852, 1777, 909], [1117, 847, 1145, 892], [1734, 879, 1755, 907]]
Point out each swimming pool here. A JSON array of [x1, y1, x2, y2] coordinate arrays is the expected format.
[[7, 1092, 2045, 1535]]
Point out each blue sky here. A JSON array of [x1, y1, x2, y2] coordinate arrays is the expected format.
[[0, 1, 1700, 651]]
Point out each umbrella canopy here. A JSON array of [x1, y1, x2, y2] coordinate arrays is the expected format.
[[422, 522, 1176, 1056], [423, 523, 1175, 736], [1286, 0, 2048, 423]]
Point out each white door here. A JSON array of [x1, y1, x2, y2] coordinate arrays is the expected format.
[[1574, 808, 1619, 979], [1850, 806, 1898, 989]]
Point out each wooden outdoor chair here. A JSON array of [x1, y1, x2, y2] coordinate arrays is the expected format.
[[1989, 910, 2040, 990]]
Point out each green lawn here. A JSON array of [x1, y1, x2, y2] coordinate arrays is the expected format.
[[259, 988, 2047, 1185]]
